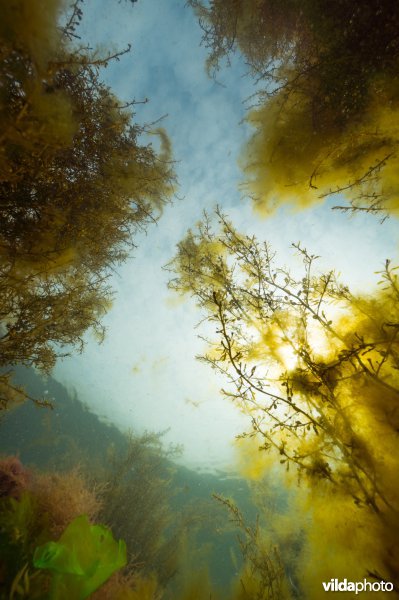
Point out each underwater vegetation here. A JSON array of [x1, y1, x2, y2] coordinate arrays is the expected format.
[[0, 456, 126, 599], [96, 431, 183, 587], [214, 494, 288, 600], [169, 1, 399, 595], [2, 0, 399, 597], [0, 369, 295, 600], [0, 457, 30, 500], [33, 515, 127, 600], [190, 0, 399, 217], [0, 454, 177, 600], [0, 370, 270, 598], [170, 210, 399, 597], [0, 449, 287, 600], [0, 0, 175, 410]]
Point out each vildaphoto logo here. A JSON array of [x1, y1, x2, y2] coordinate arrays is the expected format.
[[322, 579, 394, 594]]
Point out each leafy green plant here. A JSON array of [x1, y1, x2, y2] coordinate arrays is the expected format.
[[33, 514, 126, 600]]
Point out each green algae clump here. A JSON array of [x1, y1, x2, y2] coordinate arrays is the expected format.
[[33, 514, 127, 599]]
